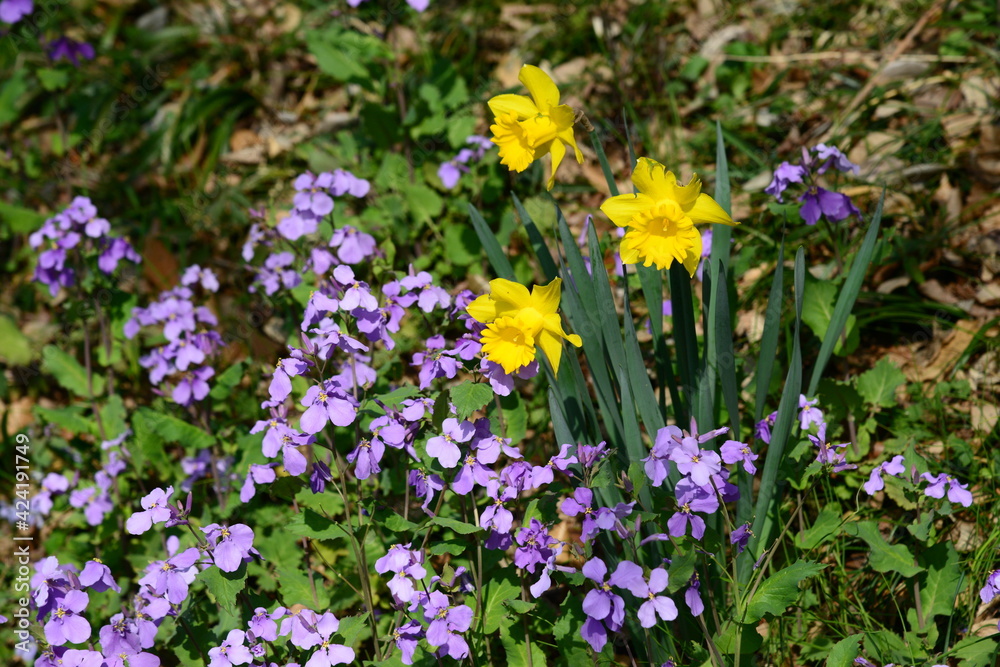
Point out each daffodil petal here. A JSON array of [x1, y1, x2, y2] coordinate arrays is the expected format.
[[547, 138, 566, 190], [488, 278, 533, 311], [631, 157, 677, 202], [466, 294, 497, 323], [519, 65, 560, 112], [688, 193, 737, 226], [535, 329, 564, 377], [531, 278, 562, 315], [600, 193, 656, 228], [488, 94, 539, 119], [558, 126, 584, 164], [683, 228, 704, 277]]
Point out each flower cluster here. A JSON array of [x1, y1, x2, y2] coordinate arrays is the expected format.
[[765, 144, 862, 225], [29, 196, 141, 296], [125, 267, 223, 406], [438, 135, 493, 189]]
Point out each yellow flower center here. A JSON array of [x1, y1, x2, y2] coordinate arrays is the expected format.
[[621, 200, 698, 270], [480, 316, 537, 374]]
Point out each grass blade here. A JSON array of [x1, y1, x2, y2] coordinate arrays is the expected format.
[[469, 202, 514, 280]]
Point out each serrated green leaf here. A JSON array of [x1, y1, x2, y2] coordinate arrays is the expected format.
[[34, 405, 97, 436], [198, 562, 248, 614], [505, 599, 535, 614], [37, 68, 70, 91], [373, 507, 422, 534], [667, 551, 697, 594], [856, 357, 906, 408], [335, 613, 369, 646], [429, 539, 467, 557], [482, 573, 521, 634], [948, 635, 997, 667], [430, 515, 481, 535], [917, 541, 964, 624], [209, 361, 245, 400], [846, 522, 924, 577], [715, 621, 762, 655], [43, 345, 105, 398], [825, 634, 862, 667], [450, 381, 494, 421], [276, 563, 328, 608], [746, 560, 825, 618], [133, 406, 214, 451]]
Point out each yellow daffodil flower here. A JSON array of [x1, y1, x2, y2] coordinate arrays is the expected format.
[[466, 277, 582, 376], [488, 64, 584, 190], [599, 157, 739, 276]]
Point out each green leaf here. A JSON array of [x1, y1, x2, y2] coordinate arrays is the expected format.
[[948, 635, 997, 667], [855, 357, 906, 408], [715, 621, 763, 655], [450, 381, 494, 422], [209, 361, 245, 400], [276, 564, 328, 608], [667, 551, 697, 594], [469, 203, 515, 280], [101, 394, 128, 440], [133, 407, 214, 451], [745, 560, 825, 618], [43, 345, 105, 398], [499, 613, 549, 667], [796, 502, 843, 550], [800, 280, 859, 356], [286, 509, 351, 542], [916, 541, 965, 625], [430, 515, 481, 535], [482, 573, 521, 633], [335, 613, 369, 646], [37, 68, 70, 91], [0, 69, 27, 129], [0, 314, 32, 364], [198, 562, 248, 614], [845, 522, 924, 577], [825, 634, 862, 667], [429, 539, 467, 557], [372, 507, 421, 534], [34, 405, 97, 436], [0, 200, 45, 234], [505, 599, 535, 614], [401, 184, 443, 224]]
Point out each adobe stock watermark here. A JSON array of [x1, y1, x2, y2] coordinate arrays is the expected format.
[[8, 433, 35, 655], [3, 0, 71, 54]]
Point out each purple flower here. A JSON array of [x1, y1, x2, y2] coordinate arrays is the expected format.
[[79, 560, 120, 593], [126, 486, 174, 535], [279, 608, 324, 649], [577, 441, 608, 468], [392, 621, 424, 665], [203, 523, 259, 572], [98, 613, 142, 656], [412, 336, 461, 389], [248, 607, 284, 642], [668, 437, 723, 487], [980, 570, 1000, 604], [423, 592, 473, 660], [347, 437, 384, 480], [514, 519, 558, 573], [643, 425, 682, 487], [209, 629, 253, 667], [921, 472, 973, 507], [863, 455, 906, 495], [451, 448, 496, 495], [300, 382, 358, 433], [560, 487, 604, 542], [755, 411, 777, 445], [0, 0, 32, 23], [579, 558, 643, 651], [798, 395, 824, 430], [720, 439, 758, 475], [480, 479, 517, 533], [798, 185, 862, 225], [530, 442, 577, 488], [764, 162, 807, 203], [667, 477, 719, 540], [138, 547, 201, 604], [181, 264, 220, 292], [240, 463, 278, 502], [807, 423, 856, 472], [44, 590, 92, 645], [730, 522, 753, 555], [329, 226, 376, 264], [48, 37, 95, 66], [173, 366, 214, 405], [426, 418, 475, 469], [684, 575, 704, 616], [813, 144, 860, 175], [303, 613, 355, 667], [626, 568, 678, 628], [409, 469, 445, 514]]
